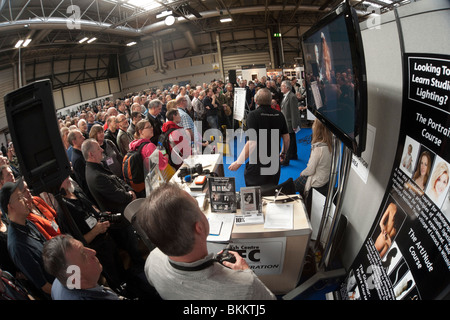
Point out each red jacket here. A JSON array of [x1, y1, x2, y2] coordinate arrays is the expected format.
[[27, 196, 61, 240], [128, 138, 168, 171], [161, 121, 190, 167]]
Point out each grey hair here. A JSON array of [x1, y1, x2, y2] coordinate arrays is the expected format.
[[148, 99, 162, 109], [81, 138, 98, 160], [136, 183, 202, 256], [254, 88, 272, 106], [282, 80, 292, 90]]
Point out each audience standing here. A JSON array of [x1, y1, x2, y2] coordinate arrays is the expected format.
[[0, 75, 309, 300]]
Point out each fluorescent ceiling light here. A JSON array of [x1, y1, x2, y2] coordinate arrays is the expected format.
[[79, 37, 89, 43], [156, 10, 172, 19], [220, 17, 232, 23], [22, 39, 32, 47], [127, 0, 160, 11], [87, 37, 97, 43], [127, 41, 137, 46], [14, 40, 24, 48], [363, 1, 382, 8]]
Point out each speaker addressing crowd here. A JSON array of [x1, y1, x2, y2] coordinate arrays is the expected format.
[[1, 74, 314, 300]]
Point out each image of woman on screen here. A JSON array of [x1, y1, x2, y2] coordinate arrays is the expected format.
[[321, 32, 332, 83], [412, 151, 432, 190], [293, 119, 332, 198], [426, 161, 449, 205]]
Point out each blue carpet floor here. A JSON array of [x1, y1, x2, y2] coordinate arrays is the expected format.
[[222, 127, 346, 300], [222, 128, 312, 191]]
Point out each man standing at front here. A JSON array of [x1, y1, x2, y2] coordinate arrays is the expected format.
[[146, 99, 164, 145], [228, 88, 289, 188], [82, 139, 144, 268], [176, 95, 196, 143], [280, 80, 301, 166]]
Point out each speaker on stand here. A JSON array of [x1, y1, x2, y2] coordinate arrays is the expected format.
[[228, 69, 237, 86], [4, 79, 86, 244]]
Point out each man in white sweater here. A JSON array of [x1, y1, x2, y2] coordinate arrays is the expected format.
[[136, 183, 276, 300]]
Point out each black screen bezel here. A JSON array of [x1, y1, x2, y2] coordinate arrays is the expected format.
[[301, 2, 367, 156]]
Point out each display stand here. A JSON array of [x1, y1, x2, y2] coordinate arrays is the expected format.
[[282, 135, 350, 300]]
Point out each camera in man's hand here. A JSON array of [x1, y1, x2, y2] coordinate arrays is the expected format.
[[99, 212, 122, 223], [216, 245, 236, 265]]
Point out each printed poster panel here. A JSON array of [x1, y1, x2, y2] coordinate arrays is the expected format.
[[229, 237, 286, 276], [339, 53, 450, 300]]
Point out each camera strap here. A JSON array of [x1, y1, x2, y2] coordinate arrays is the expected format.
[[168, 259, 216, 272]]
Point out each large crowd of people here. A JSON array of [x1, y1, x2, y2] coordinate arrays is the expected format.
[[0, 74, 334, 301]]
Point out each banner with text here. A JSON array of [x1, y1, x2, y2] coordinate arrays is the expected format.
[[338, 53, 450, 300]]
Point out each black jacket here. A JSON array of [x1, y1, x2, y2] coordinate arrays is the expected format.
[[85, 161, 134, 214], [147, 113, 163, 145]]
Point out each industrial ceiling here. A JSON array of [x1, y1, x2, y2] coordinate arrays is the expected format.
[[0, 0, 410, 71]]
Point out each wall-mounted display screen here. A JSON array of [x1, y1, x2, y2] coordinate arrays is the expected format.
[[302, 2, 367, 156]]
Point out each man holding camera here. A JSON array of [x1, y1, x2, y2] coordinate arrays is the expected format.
[[82, 138, 144, 269], [57, 176, 126, 291], [136, 183, 276, 300]]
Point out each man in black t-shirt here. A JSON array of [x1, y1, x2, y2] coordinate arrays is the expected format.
[[228, 88, 290, 187]]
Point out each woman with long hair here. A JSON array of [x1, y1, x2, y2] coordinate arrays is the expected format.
[[413, 151, 432, 190], [294, 119, 333, 198], [427, 161, 449, 204]]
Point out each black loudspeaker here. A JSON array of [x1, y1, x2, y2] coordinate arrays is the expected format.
[[228, 69, 237, 84], [4, 79, 71, 195]]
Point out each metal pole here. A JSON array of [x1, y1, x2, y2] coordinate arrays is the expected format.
[[18, 47, 22, 87], [216, 33, 225, 81], [318, 145, 352, 269], [314, 135, 340, 251], [267, 28, 275, 68]]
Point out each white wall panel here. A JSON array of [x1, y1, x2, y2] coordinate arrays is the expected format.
[[222, 52, 271, 77], [85, 58, 99, 70], [109, 78, 120, 93], [95, 79, 110, 96], [53, 89, 64, 110], [80, 82, 96, 101], [54, 60, 68, 73], [70, 59, 85, 72], [35, 62, 52, 79], [0, 67, 15, 130], [62, 85, 81, 106]]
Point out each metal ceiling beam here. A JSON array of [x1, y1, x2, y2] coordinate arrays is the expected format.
[[0, 4, 329, 38]]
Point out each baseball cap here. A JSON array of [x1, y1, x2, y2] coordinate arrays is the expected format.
[[0, 178, 24, 214]]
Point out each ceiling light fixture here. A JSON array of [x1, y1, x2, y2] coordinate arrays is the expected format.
[[127, 41, 137, 46], [156, 10, 172, 19], [87, 37, 97, 43], [14, 39, 32, 48], [220, 17, 232, 23], [14, 40, 24, 48], [165, 15, 175, 26], [79, 37, 89, 43], [22, 39, 32, 47]]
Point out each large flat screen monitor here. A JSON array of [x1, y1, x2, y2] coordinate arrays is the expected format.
[[301, 1, 367, 156]]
